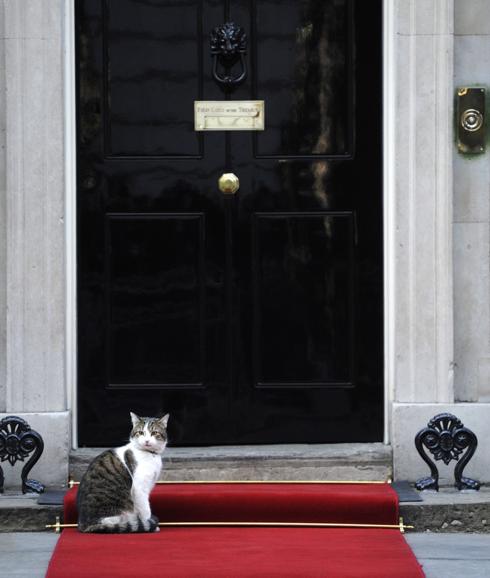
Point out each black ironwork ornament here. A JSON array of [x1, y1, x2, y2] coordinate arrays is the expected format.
[[415, 413, 480, 491], [0, 416, 45, 494], [210, 22, 247, 88]]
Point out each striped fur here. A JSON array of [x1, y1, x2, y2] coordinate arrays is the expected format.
[[77, 413, 169, 533]]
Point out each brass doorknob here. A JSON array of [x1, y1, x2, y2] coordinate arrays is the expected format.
[[218, 173, 240, 195]]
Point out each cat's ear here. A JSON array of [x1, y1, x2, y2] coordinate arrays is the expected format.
[[130, 412, 140, 427], [158, 414, 169, 428]]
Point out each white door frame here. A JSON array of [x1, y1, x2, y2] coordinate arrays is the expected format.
[[382, 0, 396, 444], [64, 0, 78, 447]]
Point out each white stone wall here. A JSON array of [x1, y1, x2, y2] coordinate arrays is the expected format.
[[0, 0, 7, 413], [393, 0, 490, 483], [454, 0, 490, 403], [391, 0, 490, 483], [0, 0, 69, 488]]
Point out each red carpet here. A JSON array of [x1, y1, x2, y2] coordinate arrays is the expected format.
[[47, 483, 425, 577], [64, 483, 400, 525]]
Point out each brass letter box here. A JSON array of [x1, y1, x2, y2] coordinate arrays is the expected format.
[[195, 100, 264, 131]]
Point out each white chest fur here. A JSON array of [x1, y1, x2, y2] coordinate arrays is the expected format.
[[115, 444, 162, 489], [115, 444, 163, 520]]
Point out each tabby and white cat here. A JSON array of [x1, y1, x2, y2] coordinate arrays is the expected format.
[[77, 412, 169, 533]]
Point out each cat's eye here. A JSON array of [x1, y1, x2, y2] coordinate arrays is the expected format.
[[135, 430, 144, 436], [152, 432, 164, 439]]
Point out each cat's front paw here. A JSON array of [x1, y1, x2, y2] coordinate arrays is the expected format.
[[148, 515, 159, 532]]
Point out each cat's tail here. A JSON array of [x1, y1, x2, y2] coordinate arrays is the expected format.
[[79, 514, 159, 533]]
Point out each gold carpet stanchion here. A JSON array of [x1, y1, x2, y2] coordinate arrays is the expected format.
[[46, 517, 413, 534], [46, 517, 76, 533]]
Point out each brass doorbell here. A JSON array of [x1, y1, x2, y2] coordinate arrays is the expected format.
[[457, 87, 486, 154]]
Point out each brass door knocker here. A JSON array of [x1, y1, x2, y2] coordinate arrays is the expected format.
[[210, 22, 247, 88]]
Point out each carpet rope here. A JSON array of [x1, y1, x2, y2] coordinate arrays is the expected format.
[[68, 478, 392, 488], [46, 516, 412, 533]]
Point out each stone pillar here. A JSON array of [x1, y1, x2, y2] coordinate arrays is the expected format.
[[391, 0, 467, 481], [0, 0, 69, 489], [394, 0, 455, 405]]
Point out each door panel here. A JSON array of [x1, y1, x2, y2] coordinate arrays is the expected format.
[[104, 0, 203, 157], [77, 0, 383, 446], [106, 213, 205, 386], [252, 212, 353, 385]]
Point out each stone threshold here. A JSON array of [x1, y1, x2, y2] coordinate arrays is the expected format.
[[70, 443, 393, 482]]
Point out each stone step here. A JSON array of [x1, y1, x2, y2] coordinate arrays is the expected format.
[[0, 494, 62, 533], [1, 486, 489, 534], [3, 443, 488, 534], [69, 443, 393, 483], [400, 487, 490, 533]]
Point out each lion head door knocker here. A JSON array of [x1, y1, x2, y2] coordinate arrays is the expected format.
[[415, 413, 480, 492], [210, 22, 247, 89]]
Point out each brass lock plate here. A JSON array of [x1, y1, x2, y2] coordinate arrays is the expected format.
[[457, 87, 486, 154]]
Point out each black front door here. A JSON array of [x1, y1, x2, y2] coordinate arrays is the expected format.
[[77, 0, 383, 446]]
